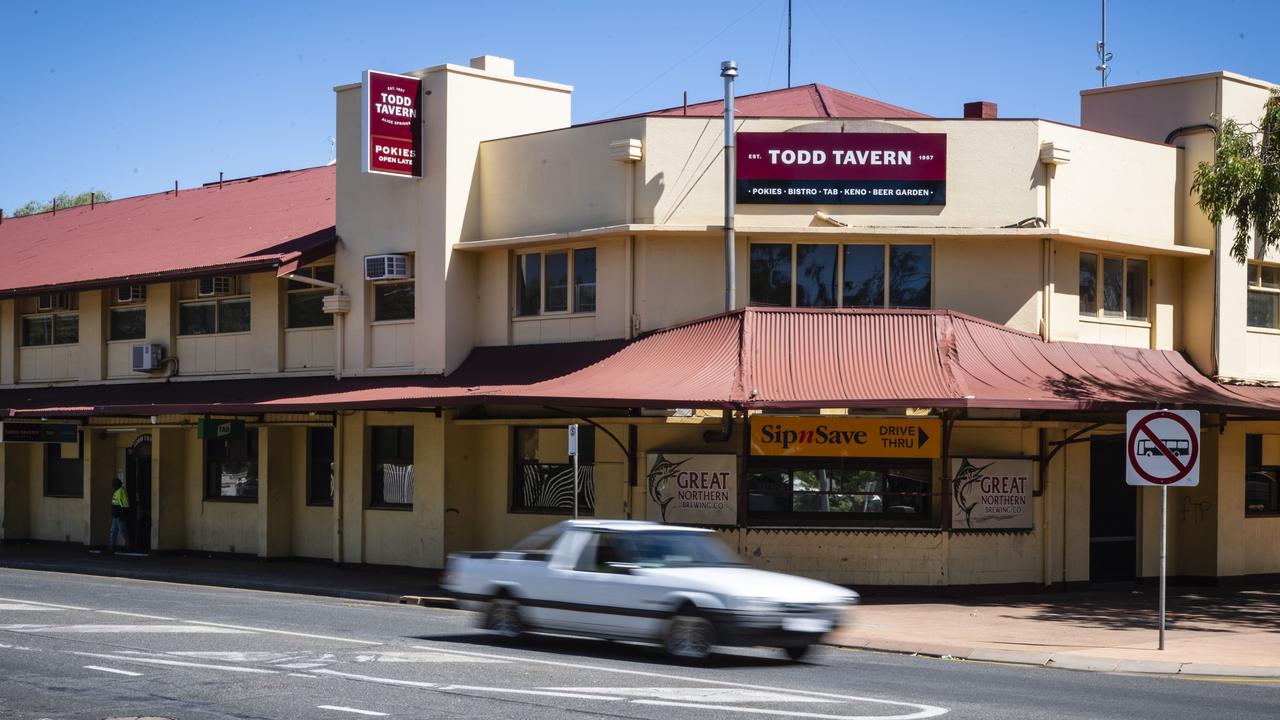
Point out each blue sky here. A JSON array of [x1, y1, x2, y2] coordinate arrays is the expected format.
[[1, 0, 1277, 214]]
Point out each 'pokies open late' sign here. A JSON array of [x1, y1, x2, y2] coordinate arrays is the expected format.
[[362, 70, 423, 178], [737, 132, 946, 205]]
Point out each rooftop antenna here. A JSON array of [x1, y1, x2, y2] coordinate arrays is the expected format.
[[1095, 0, 1113, 87], [786, 0, 792, 88]]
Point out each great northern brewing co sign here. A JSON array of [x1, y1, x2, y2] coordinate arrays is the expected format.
[[951, 458, 1034, 529], [737, 132, 946, 205], [646, 453, 737, 526], [362, 70, 423, 178]]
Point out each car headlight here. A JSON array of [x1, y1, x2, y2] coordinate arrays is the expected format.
[[729, 596, 785, 613]]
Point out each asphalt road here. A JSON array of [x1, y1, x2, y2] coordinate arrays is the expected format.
[[0, 569, 1276, 720]]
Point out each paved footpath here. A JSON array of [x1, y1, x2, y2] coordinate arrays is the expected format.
[[2, 568, 1279, 720], [834, 586, 1280, 677]]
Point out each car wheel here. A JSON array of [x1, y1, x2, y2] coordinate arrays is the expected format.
[[484, 595, 524, 639], [782, 644, 811, 662], [663, 608, 715, 660]]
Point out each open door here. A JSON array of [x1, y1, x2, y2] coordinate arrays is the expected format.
[[1089, 435, 1136, 583], [125, 435, 153, 553]]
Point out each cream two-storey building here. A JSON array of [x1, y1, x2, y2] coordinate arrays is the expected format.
[[1, 55, 1277, 590]]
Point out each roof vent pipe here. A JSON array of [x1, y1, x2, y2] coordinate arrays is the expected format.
[[721, 60, 738, 313]]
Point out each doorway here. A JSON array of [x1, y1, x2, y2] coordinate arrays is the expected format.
[[1089, 435, 1136, 582], [125, 435, 153, 553]]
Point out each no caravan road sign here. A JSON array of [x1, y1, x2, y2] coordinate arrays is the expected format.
[[1125, 409, 1200, 487]]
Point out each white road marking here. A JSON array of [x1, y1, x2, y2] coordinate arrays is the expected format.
[[83, 665, 143, 677], [0, 604, 61, 611], [313, 669, 440, 689], [0, 624, 251, 634], [289, 673, 318, 678], [440, 685, 626, 701], [634, 698, 939, 719], [0, 597, 88, 611], [352, 650, 506, 664], [412, 645, 948, 720], [182, 620, 381, 645], [99, 610, 174, 620], [317, 706, 388, 717], [73, 651, 279, 674], [549, 687, 836, 703], [163, 651, 303, 663]]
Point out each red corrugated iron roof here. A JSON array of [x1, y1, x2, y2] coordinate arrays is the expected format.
[[0, 166, 336, 296], [0, 307, 1271, 416], [588, 83, 929, 125]]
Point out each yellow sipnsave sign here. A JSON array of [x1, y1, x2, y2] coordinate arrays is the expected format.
[[750, 416, 942, 459]]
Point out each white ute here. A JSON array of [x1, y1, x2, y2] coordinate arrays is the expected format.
[[443, 520, 858, 661]]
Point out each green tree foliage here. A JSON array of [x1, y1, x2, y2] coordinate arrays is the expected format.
[[1192, 90, 1280, 263], [11, 190, 111, 217]]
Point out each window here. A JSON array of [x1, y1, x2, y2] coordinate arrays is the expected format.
[[109, 285, 147, 341], [796, 244, 838, 308], [747, 459, 933, 525], [179, 277, 250, 335], [44, 441, 83, 497], [287, 265, 335, 329], [512, 426, 594, 514], [751, 243, 932, 309], [1079, 253, 1147, 321], [1247, 262, 1280, 330], [514, 248, 597, 316], [21, 294, 78, 347], [307, 427, 334, 506], [373, 282, 415, 321], [370, 426, 413, 507], [1246, 434, 1280, 516], [204, 428, 259, 501], [749, 244, 792, 306]]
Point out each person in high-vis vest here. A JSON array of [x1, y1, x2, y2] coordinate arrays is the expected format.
[[107, 477, 129, 554]]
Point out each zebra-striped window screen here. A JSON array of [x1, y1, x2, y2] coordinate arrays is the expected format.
[[371, 426, 414, 508], [512, 426, 595, 514]]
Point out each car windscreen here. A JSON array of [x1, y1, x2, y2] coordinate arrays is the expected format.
[[510, 522, 565, 553], [614, 531, 745, 569]]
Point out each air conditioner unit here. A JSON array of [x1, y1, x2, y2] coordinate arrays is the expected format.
[[131, 343, 166, 373], [116, 284, 146, 303], [364, 254, 412, 281], [36, 293, 70, 311], [197, 276, 235, 297]]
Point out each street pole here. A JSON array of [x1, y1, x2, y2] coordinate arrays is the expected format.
[[721, 60, 737, 313], [1159, 485, 1167, 650], [573, 450, 580, 520]]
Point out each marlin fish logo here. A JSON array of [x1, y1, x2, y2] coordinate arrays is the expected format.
[[953, 458, 993, 529], [647, 454, 691, 523]]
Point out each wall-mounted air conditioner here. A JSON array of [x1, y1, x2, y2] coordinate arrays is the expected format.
[[36, 293, 70, 311], [198, 276, 235, 297], [116, 285, 146, 303], [364, 254, 412, 281], [131, 343, 166, 373]]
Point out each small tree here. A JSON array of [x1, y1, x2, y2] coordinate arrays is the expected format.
[[10, 190, 111, 217], [1191, 89, 1280, 263]]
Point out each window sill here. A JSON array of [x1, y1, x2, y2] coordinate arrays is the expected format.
[[285, 325, 335, 332], [1079, 316, 1151, 329], [508, 508, 596, 516], [512, 312, 597, 322], [1246, 326, 1280, 336], [203, 496, 259, 504], [178, 331, 251, 338], [1246, 512, 1280, 519], [106, 338, 146, 345], [20, 343, 79, 349], [306, 500, 335, 508], [370, 319, 414, 327], [42, 493, 84, 499], [368, 504, 413, 511]]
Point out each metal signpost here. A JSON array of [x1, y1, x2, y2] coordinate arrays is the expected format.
[[568, 424, 580, 519], [1125, 409, 1201, 651]]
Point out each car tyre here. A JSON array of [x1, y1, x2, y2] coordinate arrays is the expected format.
[[484, 594, 525, 639], [782, 644, 811, 662], [663, 608, 715, 660]]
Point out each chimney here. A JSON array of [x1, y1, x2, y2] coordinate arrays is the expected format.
[[469, 55, 515, 77], [964, 101, 998, 119]]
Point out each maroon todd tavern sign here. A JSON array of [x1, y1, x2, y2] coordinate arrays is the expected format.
[[736, 132, 946, 205], [362, 70, 423, 178]]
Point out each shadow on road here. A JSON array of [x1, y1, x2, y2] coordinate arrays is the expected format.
[[411, 631, 798, 669]]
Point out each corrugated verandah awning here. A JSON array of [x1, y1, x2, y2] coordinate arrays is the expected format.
[[1, 308, 1276, 417]]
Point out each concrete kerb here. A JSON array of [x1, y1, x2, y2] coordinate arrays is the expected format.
[[832, 638, 1280, 678]]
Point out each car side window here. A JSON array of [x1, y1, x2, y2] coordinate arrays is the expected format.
[[573, 532, 633, 573]]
